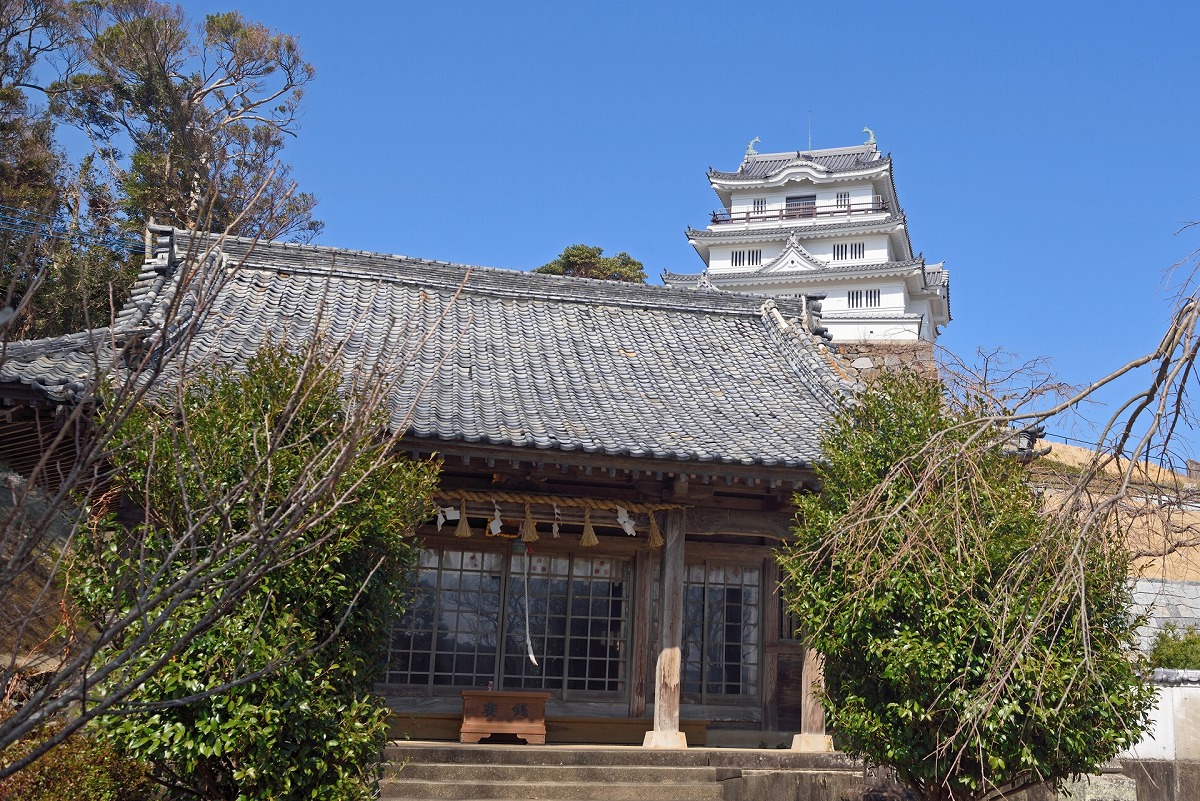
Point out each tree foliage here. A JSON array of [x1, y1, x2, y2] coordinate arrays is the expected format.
[[60, 0, 321, 242], [533, 243, 646, 283], [72, 344, 438, 799], [1, 310, 440, 782], [779, 371, 1154, 801], [0, 0, 321, 341], [1148, 624, 1200, 670]]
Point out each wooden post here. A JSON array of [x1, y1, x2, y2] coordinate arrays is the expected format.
[[762, 558, 781, 731], [643, 508, 686, 748], [791, 647, 833, 751], [628, 548, 652, 718]]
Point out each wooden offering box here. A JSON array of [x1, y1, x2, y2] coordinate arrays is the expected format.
[[460, 690, 551, 744]]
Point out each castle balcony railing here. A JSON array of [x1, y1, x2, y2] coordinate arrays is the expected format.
[[711, 196, 889, 225]]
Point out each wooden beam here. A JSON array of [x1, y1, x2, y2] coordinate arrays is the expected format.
[[686, 508, 794, 540], [403, 436, 817, 486]]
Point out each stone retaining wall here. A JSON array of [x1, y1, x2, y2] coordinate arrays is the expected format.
[[834, 341, 937, 382], [1134, 579, 1200, 649]]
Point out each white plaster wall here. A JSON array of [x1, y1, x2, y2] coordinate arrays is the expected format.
[[816, 282, 906, 313], [804, 236, 889, 264], [1123, 682, 1200, 762], [707, 243, 786, 273], [728, 183, 877, 214], [825, 318, 920, 342], [903, 298, 938, 342]]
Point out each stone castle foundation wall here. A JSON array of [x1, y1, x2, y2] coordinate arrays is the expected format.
[[833, 340, 937, 382]]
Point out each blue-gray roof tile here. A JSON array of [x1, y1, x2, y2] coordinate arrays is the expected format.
[[0, 227, 856, 469]]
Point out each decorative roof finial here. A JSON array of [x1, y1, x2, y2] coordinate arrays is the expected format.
[[745, 136, 760, 156], [862, 127, 876, 146]]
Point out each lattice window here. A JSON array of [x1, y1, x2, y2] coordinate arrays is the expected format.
[[388, 549, 502, 687], [565, 556, 628, 692], [390, 548, 630, 695], [752, 198, 767, 214], [836, 191, 850, 208], [681, 562, 761, 699]]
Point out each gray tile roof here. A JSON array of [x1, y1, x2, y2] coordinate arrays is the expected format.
[[663, 257, 928, 285], [1153, 668, 1200, 686], [708, 145, 887, 181], [686, 213, 907, 244], [0, 227, 856, 470]]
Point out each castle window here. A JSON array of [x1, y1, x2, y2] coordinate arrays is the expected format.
[[752, 198, 766, 214], [785, 195, 816, 218], [848, 288, 881, 309], [833, 241, 866, 261], [731, 249, 762, 268], [836, 191, 850, 208]]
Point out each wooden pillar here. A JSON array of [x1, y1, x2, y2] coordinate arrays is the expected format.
[[791, 647, 833, 751], [628, 549, 652, 718], [643, 508, 687, 748], [762, 558, 781, 731]]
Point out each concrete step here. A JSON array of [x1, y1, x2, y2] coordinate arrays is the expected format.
[[378, 741, 863, 801], [385, 762, 735, 784], [384, 742, 845, 770], [378, 778, 727, 801]]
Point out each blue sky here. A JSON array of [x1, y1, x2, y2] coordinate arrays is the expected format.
[[188, 0, 1200, 446]]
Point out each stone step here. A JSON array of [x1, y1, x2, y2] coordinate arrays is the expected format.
[[385, 762, 736, 784], [378, 778, 727, 801], [384, 743, 846, 770]]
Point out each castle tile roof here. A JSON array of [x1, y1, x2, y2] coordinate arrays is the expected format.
[[685, 213, 907, 244], [708, 145, 887, 181], [662, 257, 928, 285]]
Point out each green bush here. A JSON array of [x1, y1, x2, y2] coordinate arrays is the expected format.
[[1149, 624, 1200, 669], [779, 372, 1154, 801], [75, 344, 438, 800]]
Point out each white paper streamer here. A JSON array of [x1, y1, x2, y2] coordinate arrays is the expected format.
[[523, 553, 538, 667], [615, 505, 637, 536], [435, 506, 459, 532]]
